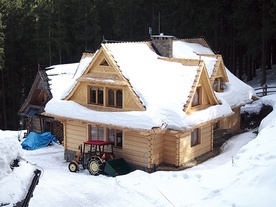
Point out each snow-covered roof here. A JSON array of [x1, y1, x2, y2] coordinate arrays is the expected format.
[[44, 39, 255, 130], [46, 55, 93, 100], [173, 40, 255, 107]]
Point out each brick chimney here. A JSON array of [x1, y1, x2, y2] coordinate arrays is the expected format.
[[151, 33, 174, 58]]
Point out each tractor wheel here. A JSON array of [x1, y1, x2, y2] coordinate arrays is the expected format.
[[68, 162, 78, 172], [88, 158, 102, 175]]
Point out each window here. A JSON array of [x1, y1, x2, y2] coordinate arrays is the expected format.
[[107, 88, 123, 108], [108, 129, 123, 148], [192, 87, 201, 107], [213, 78, 225, 92], [90, 126, 104, 141], [108, 89, 114, 106], [89, 125, 123, 148], [116, 90, 123, 107], [89, 86, 123, 108], [213, 121, 220, 130], [100, 59, 109, 66], [89, 87, 103, 105], [191, 128, 200, 147]]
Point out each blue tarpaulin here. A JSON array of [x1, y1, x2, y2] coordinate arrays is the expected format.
[[21, 132, 58, 150]]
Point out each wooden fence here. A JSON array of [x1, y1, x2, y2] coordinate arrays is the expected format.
[[255, 86, 276, 97]]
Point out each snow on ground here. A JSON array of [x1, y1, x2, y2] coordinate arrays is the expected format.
[[1, 93, 276, 206], [1, 65, 276, 206], [0, 130, 36, 205]]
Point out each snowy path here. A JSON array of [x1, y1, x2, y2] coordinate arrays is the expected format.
[[24, 131, 256, 207]]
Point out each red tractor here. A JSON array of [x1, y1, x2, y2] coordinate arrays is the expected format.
[[68, 140, 131, 177]]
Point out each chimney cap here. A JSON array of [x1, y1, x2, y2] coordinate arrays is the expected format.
[[151, 34, 174, 39]]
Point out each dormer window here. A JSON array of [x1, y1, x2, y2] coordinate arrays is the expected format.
[[213, 78, 225, 92], [89, 85, 123, 109], [192, 87, 202, 107], [90, 86, 104, 105], [107, 88, 123, 108]]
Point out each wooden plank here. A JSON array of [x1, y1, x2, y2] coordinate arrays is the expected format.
[[163, 145, 177, 152], [153, 142, 163, 151], [66, 128, 87, 137], [124, 141, 150, 149], [123, 144, 150, 153], [66, 123, 87, 131], [124, 136, 149, 145]]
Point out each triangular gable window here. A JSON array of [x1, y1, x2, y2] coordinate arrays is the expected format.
[[100, 59, 109, 66]]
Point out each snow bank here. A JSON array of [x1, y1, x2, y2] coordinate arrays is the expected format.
[[0, 130, 36, 205], [258, 95, 276, 132], [0, 130, 23, 175]]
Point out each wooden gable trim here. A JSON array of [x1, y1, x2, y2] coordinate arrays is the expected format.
[[198, 54, 229, 83], [65, 50, 103, 100], [65, 45, 145, 111], [184, 60, 219, 113], [19, 70, 51, 115], [101, 44, 145, 111]]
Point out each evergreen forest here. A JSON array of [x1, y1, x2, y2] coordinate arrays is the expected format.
[[0, 0, 276, 129]]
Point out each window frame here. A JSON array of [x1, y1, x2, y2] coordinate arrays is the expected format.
[[107, 128, 123, 148], [191, 128, 201, 147], [107, 88, 123, 108], [89, 86, 104, 105], [89, 125, 105, 141], [88, 125, 123, 149], [192, 87, 202, 107], [88, 85, 123, 109], [214, 78, 222, 92], [213, 121, 220, 130]]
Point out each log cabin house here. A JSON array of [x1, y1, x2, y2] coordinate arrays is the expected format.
[[42, 34, 255, 171]]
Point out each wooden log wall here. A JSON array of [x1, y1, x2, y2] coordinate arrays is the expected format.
[[150, 131, 164, 168], [63, 120, 214, 169], [163, 131, 178, 166], [178, 123, 212, 165], [64, 120, 87, 151], [219, 106, 241, 133], [114, 130, 151, 169]]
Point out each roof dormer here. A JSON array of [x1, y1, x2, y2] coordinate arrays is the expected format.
[[184, 60, 219, 113]]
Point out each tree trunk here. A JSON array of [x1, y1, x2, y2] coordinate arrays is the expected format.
[[267, 38, 272, 69], [261, 34, 267, 86], [238, 46, 243, 79], [1, 68, 7, 129], [272, 38, 276, 64], [246, 54, 253, 81], [231, 26, 236, 75]]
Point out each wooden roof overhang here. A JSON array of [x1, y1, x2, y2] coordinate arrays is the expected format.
[[77, 72, 128, 86], [42, 112, 164, 136], [19, 70, 51, 116], [166, 111, 235, 138]]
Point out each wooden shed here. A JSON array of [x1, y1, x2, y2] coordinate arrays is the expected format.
[[43, 35, 256, 171], [18, 67, 63, 142]]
